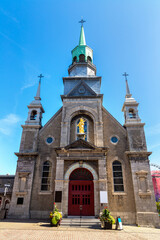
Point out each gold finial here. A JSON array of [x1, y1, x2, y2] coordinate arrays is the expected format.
[[77, 118, 85, 134]]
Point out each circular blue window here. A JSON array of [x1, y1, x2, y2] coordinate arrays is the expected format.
[[46, 137, 54, 144], [111, 136, 118, 144]]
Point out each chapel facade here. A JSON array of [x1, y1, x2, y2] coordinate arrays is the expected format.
[[8, 25, 159, 226]]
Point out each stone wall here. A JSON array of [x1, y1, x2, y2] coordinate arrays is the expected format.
[[102, 107, 137, 224], [29, 109, 62, 217]]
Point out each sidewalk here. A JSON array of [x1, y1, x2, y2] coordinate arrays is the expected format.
[[0, 219, 160, 240]]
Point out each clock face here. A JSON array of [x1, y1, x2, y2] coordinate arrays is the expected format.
[[111, 136, 119, 144], [78, 85, 86, 94]]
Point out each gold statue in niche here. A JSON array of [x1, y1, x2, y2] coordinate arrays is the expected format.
[[77, 118, 85, 134]]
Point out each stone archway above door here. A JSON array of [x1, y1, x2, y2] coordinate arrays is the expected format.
[[64, 162, 98, 181]]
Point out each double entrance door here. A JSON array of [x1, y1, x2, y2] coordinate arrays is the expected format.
[[68, 180, 94, 216]]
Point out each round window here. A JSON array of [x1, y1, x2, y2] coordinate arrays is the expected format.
[[111, 136, 119, 144], [46, 137, 54, 144], [78, 86, 86, 94]]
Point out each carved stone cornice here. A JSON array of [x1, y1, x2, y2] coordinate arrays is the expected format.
[[15, 152, 38, 157], [125, 151, 151, 161]]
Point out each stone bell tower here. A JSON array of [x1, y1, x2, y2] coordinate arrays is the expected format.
[[122, 73, 159, 227], [60, 21, 104, 147], [54, 21, 108, 216], [8, 75, 44, 219]]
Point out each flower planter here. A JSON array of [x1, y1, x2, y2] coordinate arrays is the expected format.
[[99, 207, 115, 230], [104, 221, 112, 229], [50, 218, 62, 227], [49, 203, 62, 227]]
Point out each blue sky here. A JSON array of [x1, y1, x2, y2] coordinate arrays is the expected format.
[[0, 0, 160, 174]]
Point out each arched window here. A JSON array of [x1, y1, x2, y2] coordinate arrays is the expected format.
[[87, 56, 92, 62], [30, 110, 37, 120], [77, 118, 88, 141], [41, 161, 51, 191], [79, 54, 85, 62], [129, 108, 136, 119], [112, 161, 124, 192], [73, 56, 77, 63]]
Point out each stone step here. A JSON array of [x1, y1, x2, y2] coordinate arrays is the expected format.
[[61, 217, 101, 228]]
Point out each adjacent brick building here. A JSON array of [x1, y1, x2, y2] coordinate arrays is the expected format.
[[152, 171, 160, 202], [0, 175, 14, 218], [8, 25, 159, 227]]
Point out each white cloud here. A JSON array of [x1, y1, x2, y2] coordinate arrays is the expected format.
[[21, 62, 51, 91], [148, 142, 160, 150], [21, 63, 40, 91], [146, 123, 160, 136], [0, 31, 25, 51], [0, 114, 21, 135]]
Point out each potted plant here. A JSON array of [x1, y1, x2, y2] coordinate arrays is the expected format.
[[156, 200, 160, 216], [49, 203, 62, 227], [99, 207, 115, 229]]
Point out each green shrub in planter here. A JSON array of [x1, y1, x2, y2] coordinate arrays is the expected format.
[[50, 203, 62, 227], [99, 207, 115, 229], [156, 201, 160, 216]]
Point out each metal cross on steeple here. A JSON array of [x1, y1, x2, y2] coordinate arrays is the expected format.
[[122, 72, 131, 98], [79, 18, 86, 26], [122, 72, 129, 81], [38, 74, 44, 83]]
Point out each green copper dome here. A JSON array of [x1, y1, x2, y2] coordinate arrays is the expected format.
[[71, 26, 93, 63]]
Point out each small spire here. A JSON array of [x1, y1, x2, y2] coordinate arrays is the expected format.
[[79, 18, 86, 45], [35, 74, 44, 100], [123, 72, 132, 98]]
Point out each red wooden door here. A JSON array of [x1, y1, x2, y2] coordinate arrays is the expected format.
[[68, 180, 94, 216]]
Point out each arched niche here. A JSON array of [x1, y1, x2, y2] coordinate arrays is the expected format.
[[70, 113, 94, 144]]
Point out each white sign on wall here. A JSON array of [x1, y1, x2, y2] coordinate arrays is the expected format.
[[100, 191, 108, 203]]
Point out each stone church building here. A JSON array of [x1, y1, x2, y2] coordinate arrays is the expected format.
[[8, 25, 159, 226]]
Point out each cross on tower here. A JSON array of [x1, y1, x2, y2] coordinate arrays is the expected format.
[[79, 18, 86, 26], [38, 74, 44, 83], [122, 72, 129, 81]]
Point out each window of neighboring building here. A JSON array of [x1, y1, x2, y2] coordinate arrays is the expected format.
[[112, 161, 124, 192], [17, 197, 24, 205], [41, 161, 51, 191], [77, 118, 88, 141], [129, 108, 136, 119], [30, 110, 37, 120], [5, 199, 10, 209]]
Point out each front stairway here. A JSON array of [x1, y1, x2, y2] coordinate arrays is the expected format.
[[61, 216, 101, 229]]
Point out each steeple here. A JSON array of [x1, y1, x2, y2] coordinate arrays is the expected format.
[[79, 25, 86, 45], [35, 74, 44, 100], [68, 20, 96, 77], [125, 79, 132, 98], [122, 72, 132, 98], [25, 75, 44, 126], [122, 73, 141, 124]]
